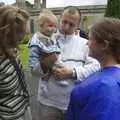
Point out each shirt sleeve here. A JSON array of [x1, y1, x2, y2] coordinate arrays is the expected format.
[[74, 56, 100, 81], [28, 46, 44, 77]]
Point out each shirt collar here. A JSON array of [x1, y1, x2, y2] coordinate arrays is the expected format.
[[56, 31, 74, 41]]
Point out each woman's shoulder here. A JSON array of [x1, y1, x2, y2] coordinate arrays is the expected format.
[[71, 72, 102, 98], [0, 53, 21, 71], [0, 56, 9, 66]]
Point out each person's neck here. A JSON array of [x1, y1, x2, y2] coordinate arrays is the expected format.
[[100, 55, 120, 68], [59, 29, 74, 36], [40, 31, 51, 38]]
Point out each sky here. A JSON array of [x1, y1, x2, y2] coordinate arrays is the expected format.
[[1, 0, 107, 7]]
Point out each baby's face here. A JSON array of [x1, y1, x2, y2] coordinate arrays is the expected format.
[[42, 18, 57, 37]]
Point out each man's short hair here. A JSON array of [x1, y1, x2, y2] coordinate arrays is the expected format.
[[63, 6, 81, 19]]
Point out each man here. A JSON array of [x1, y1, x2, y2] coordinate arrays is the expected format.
[[28, 6, 100, 120]]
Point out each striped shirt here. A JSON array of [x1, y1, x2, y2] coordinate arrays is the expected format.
[[0, 55, 29, 120]]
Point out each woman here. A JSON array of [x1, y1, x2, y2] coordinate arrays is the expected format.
[[66, 18, 120, 120], [0, 5, 29, 120]]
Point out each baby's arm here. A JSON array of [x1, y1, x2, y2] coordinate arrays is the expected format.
[[28, 46, 46, 77]]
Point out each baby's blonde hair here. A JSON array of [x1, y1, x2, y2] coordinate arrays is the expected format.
[[38, 9, 57, 32]]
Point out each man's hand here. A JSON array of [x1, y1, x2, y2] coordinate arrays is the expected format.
[[54, 66, 73, 80]]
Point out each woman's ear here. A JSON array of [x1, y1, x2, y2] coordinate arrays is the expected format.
[[101, 40, 110, 51]]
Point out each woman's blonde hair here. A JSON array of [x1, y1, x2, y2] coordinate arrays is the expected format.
[[38, 9, 57, 32], [0, 5, 29, 57], [89, 18, 120, 63]]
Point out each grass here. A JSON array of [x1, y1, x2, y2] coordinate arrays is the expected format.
[[19, 44, 29, 69]]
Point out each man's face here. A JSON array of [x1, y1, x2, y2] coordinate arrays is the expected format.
[[59, 13, 79, 35]]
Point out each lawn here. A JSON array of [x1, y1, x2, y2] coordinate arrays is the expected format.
[[19, 44, 29, 69]]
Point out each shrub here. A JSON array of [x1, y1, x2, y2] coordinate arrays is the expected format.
[[22, 33, 31, 44]]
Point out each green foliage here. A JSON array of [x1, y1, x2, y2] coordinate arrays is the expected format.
[[19, 44, 29, 69], [22, 33, 31, 44], [105, 0, 120, 19]]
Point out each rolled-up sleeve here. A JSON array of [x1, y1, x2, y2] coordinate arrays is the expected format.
[[75, 56, 100, 81]]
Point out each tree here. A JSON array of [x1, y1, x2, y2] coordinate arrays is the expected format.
[[105, 0, 120, 19]]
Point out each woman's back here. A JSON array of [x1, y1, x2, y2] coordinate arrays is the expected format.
[[0, 54, 29, 119]]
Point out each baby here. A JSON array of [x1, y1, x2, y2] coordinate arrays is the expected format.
[[28, 9, 68, 86]]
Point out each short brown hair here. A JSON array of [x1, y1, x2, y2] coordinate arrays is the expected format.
[[63, 6, 81, 25], [0, 5, 29, 57], [89, 18, 120, 63]]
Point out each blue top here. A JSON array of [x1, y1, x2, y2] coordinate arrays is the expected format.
[[66, 66, 120, 120]]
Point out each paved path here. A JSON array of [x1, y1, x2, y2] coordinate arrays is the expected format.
[[24, 69, 39, 120]]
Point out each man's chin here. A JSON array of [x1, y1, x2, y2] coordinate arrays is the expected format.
[[59, 29, 68, 35]]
